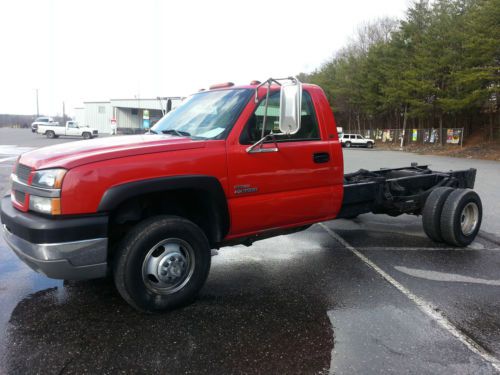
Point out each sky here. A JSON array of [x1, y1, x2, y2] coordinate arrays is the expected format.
[[0, 0, 410, 116]]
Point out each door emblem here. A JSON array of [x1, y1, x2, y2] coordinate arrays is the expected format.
[[234, 184, 258, 195]]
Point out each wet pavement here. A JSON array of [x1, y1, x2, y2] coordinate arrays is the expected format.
[[1, 130, 500, 374]]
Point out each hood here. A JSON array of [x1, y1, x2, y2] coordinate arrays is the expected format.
[[19, 134, 206, 170]]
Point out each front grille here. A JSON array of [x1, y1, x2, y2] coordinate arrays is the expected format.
[[16, 163, 32, 183], [93, 130, 98, 134], [14, 190, 26, 204]]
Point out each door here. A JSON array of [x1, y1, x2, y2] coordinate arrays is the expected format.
[[66, 122, 80, 136], [226, 90, 337, 237]]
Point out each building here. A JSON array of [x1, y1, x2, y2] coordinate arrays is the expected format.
[[75, 97, 182, 134]]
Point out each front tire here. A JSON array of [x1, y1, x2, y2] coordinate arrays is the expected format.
[[113, 215, 211, 313], [366, 142, 373, 148], [440, 189, 482, 247], [83, 132, 91, 139]]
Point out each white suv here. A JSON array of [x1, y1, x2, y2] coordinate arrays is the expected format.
[[341, 133, 375, 148]]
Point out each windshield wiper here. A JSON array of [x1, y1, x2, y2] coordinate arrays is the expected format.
[[145, 129, 157, 134], [162, 129, 191, 137]]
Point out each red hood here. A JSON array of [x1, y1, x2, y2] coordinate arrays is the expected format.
[[19, 135, 206, 170]]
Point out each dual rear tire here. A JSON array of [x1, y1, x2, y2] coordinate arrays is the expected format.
[[422, 187, 482, 247]]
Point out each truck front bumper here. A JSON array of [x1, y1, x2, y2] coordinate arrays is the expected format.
[[1, 196, 108, 280]]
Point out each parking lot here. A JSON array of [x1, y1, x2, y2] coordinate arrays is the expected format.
[[1, 128, 499, 374]]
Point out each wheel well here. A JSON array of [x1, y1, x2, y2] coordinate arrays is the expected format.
[[108, 189, 227, 251]]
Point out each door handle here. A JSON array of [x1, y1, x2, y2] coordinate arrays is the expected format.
[[313, 152, 330, 163]]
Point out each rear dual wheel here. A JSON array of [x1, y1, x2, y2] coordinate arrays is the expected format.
[[422, 188, 482, 247], [440, 189, 482, 247]]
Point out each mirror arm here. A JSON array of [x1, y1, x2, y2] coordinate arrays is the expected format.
[[261, 84, 271, 140], [254, 78, 285, 103], [246, 133, 280, 154]]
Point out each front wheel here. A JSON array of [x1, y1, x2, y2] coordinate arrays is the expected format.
[[366, 142, 373, 148], [113, 216, 211, 313], [83, 132, 91, 139]]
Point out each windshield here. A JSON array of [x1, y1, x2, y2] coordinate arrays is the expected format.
[[151, 88, 252, 139]]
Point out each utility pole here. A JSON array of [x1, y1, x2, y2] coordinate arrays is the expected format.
[[62, 101, 66, 123], [36, 89, 39, 117]]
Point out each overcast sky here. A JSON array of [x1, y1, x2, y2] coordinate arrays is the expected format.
[[0, 0, 410, 116]]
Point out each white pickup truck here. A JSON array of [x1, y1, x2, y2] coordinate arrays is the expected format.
[[37, 120, 98, 139]]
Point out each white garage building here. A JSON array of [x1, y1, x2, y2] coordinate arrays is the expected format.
[[75, 97, 182, 134]]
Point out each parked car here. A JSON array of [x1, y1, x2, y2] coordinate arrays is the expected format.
[[341, 133, 375, 148], [37, 120, 98, 139], [1, 78, 482, 312], [31, 117, 58, 133]]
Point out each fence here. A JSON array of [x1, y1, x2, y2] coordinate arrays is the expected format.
[[361, 128, 465, 146]]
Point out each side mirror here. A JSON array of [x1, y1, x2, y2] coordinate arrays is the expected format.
[[279, 80, 302, 135]]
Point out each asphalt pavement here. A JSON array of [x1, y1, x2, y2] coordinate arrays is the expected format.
[[0, 129, 499, 374]]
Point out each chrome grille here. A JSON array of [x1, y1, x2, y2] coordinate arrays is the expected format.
[[14, 190, 26, 203], [16, 163, 32, 183]]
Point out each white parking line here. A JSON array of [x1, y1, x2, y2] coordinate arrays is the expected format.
[[395, 266, 500, 286], [319, 223, 500, 372], [352, 246, 500, 251]]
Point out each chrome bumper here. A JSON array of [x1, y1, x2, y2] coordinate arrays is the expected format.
[[2, 224, 108, 280]]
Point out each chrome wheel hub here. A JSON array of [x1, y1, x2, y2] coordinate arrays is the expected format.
[[142, 239, 195, 294], [460, 202, 479, 236]]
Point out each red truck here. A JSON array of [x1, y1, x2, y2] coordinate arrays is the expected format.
[[1, 78, 482, 312]]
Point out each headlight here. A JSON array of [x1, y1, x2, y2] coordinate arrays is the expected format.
[[29, 168, 65, 215], [29, 196, 61, 215], [31, 169, 66, 188]]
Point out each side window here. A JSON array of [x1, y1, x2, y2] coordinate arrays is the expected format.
[[240, 91, 320, 144], [356, 135, 363, 139], [351, 135, 355, 139]]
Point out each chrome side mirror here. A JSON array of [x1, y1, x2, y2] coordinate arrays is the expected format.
[[247, 77, 302, 154], [279, 80, 302, 135]]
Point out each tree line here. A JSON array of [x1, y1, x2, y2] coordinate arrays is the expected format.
[[299, 0, 499, 144]]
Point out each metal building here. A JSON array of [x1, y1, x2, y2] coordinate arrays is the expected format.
[[75, 97, 182, 134], [81, 102, 113, 134]]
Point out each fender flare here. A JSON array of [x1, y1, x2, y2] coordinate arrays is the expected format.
[[97, 175, 230, 242]]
